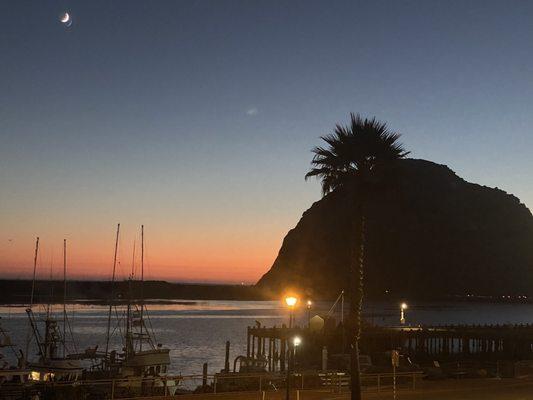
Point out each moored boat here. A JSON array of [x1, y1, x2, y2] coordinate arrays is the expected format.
[[0, 319, 36, 400], [75, 225, 180, 397]]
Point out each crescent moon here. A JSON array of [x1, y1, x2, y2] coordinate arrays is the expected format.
[[60, 13, 70, 23]]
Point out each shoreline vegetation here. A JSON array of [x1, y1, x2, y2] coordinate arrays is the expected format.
[[0, 279, 530, 305]]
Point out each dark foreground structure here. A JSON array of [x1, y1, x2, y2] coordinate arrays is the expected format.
[[244, 322, 533, 373]]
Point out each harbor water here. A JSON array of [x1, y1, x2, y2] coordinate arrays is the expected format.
[[2, 300, 533, 377]]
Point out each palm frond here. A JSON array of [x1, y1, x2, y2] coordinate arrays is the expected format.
[[306, 113, 409, 196]]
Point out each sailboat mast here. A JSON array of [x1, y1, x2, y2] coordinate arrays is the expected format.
[[131, 240, 136, 279], [25, 236, 40, 362], [30, 237, 39, 307], [105, 223, 120, 357], [46, 253, 54, 318], [341, 290, 345, 352], [63, 239, 67, 357], [125, 241, 136, 355], [139, 225, 144, 351], [341, 290, 344, 324]]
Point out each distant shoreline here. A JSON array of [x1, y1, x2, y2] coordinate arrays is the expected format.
[[0, 279, 264, 304], [0, 299, 200, 306], [0, 279, 530, 305]]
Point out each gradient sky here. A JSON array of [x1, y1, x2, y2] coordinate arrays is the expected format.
[[1, 0, 532, 283]]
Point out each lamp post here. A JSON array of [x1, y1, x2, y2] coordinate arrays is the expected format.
[[293, 336, 301, 361], [285, 296, 298, 328], [286, 336, 302, 400], [306, 300, 312, 328], [400, 303, 408, 325]]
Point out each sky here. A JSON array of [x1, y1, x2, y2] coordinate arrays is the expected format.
[[1, 0, 532, 283]]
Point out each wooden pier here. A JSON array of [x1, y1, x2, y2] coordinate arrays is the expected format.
[[368, 324, 533, 360], [245, 324, 306, 372], [245, 323, 533, 371]]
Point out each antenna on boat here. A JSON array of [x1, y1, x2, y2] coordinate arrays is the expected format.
[[63, 239, 67, 357], [131, 240, 136, 279], [46, 251, 53, 318], [341, 290, 344, 325], [30, 237, 39, 308], [325, 290, 346, 350], [105, 223, 120, 357], [125, 239, 136, 355], [139, 225, 144, 351], [341, 290, 345, 352]]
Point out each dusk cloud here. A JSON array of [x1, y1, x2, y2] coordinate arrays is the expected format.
[[246, 107, 258, 116]]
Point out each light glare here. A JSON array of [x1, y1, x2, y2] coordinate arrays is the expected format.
[[285, 296, 298, 307]]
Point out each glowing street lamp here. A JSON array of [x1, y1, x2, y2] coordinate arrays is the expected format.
[[285, 296, 298, 328], [293, 336, 301, 357], [286, 336, 302, 400], [400, 302, 408, 325], [306, 300, 312, 327], [293, 336, 302, 366], [285, 296, 298, 307]]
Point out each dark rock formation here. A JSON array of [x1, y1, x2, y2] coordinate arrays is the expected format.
[[257, 159, 533, 300]]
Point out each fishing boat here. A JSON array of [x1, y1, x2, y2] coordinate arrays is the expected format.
[[75, 225, 179, 397], [25, 310, 83, 383], [0, 319, 36, 400], [18, 239, 86, 400], [24, 238, 83, 385]]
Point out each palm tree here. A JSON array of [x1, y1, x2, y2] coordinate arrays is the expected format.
[[305, 113, 409, 400]]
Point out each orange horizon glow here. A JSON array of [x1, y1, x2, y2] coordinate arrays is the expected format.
[[0, 224, 286, 284]]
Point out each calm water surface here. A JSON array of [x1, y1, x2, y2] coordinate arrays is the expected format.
[[2, 300, 533, 378]]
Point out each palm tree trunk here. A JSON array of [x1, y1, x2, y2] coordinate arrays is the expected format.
[[350, 211, 365, 400]]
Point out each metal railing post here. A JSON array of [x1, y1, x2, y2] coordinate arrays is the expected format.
[[259, 375, 262, 392], [393, 366, 397, 400], [111, 379, 115, 400], [377, 374, 381, 392]]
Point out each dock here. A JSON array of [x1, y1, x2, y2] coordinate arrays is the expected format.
[[246, 322, 533, 371]]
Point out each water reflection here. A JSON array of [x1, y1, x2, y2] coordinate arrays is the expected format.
[[2, 300, 533, 377]]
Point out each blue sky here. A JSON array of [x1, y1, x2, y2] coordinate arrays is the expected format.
[[1, 0, 532, 281]]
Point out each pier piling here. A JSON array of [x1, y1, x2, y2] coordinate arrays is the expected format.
[[224, 341, 230, 373], [202, 362, 208, 389]]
